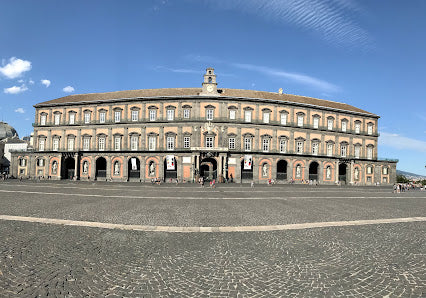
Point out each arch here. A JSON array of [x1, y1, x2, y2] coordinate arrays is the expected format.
[[241, 156, 253, 180], [164, 155, 177, 181], [200, 157, 217, 181], [309, 161, 319, 181], [339, 163, 348, 184], [95, 157, 107, 178], [62, 156, 75, 179], [276, 159, 288, 180], [128, 157, 140, 180]]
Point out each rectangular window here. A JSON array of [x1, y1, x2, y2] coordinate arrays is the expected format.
[[54, 114, 60, 125], [149, 110, 156, 121], [262, 139, 270, 152], [297, 115, 304, 127], [83, 138, 90, 151], [383, 167, 388, 175], [367, 147, 373, 159], [205, 136, 214, 148], [206, 109, 214, 121], [114, 111, 121, 123], [367, 166, 372, 174], [341, 145, 347, 157], [280, 139, 287, 153], [313, 117, 319, 129], [183, 109, 190, 119], [244, 138, 252, 151], [148, 136, 156, 151], [40, 115, 46, 125], [367, 124, 373, 135], [354, 146, 360, 158], [67, 138, 74, 151], [99, 112, 106, 123], [244, 110, 252, 122], [327, 143, 333, 156], [84, 112, 91, 124], [355, 123, 361, 134], [312, 143, 319, 155], [69, 113, 75, 125], [263, 112, 270, 124], [327, 119, 333, 130], [229, 110, 236, 120], [228, 137, 235, 149], [341, 121, 347, 132], [53, 138, 59, 151], [131, 135, 138, 150], [167, 136, 174, 150], [184, 136, 191, 148], [131, 110, 138, 122], [99, 138, 105, 151], [167, 109, 174, 121], [296, 141, 303, 154], [280, 113, 287, 125], [114, 136, 121, 151], [39, 139, 45, 151]]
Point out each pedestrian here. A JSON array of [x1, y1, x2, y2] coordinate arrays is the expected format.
[[230, 173, 233, 183], [251, 181, 254, 188]]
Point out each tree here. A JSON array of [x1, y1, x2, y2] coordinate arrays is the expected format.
[[396, 175, 410, 183]]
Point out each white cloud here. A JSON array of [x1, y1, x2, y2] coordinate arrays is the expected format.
[[29, 79, 34, 85], [379, 132, 426, 152], [154, 66, 200, 74], [14, 108, 25, 114], [232, 63, 339, 92], [4, 84, 28, 94], [41, 79, 51, 87], [63, 86, 75, 93], [0, 57, 32, 79]]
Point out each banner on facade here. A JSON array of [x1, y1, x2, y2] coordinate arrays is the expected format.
[[131, 158, 137, 170], [244, 155, 252, 170], [166, 155, 175, 170]]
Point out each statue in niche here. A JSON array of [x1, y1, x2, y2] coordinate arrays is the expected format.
[[114, 162, 120, 175], [149, 161, 156, 176], [262, 163, 268, 177], [83, 161, 88, 174], [326, 166, 331, 179], [52, 161, 58, 175], [296, 165, 301, 178], [354, 167, 359, 180]]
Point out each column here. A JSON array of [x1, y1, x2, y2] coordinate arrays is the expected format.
[[74, 153, 79, 180], [90, 156, 96, 180], [335, 160, 339, 184], [140, 156, 146, 182], [123, 156, 128, 181], [124, 127, 128, 150], [108, 127, 112, 150], [106, 156, 111, 180], [350, 160, 354, 185], [177, 156, 182, 180]]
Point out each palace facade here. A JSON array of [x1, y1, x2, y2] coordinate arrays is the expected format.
[[11, 68, 397, 184]]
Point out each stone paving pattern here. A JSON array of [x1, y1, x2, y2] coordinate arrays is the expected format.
[[0, 181, 425, 297]]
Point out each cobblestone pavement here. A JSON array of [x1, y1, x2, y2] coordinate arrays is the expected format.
[[0, 181, 425, 297]]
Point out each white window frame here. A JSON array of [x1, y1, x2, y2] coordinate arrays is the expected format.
[[262, 138, 270, 152], [367, 124, 373, 135], [354, 145, 360, 158], [229, 110, 236, 120], [355, 122, 361, 134], [184, 136, 190, 148], [280, 139, 287, 153], [280, 113, 287, 125], [54, 114, 60, 125], [167, 136, 175, 150], [297, 115, 304, 127], [228, 137, 235, 149], [340, 144, 347, 157], [205, 136, 214, 148], [313, 117, 319, 129], [67, 138, 74, 151], [114, 111, 121, 123], [39, 138, 45, 151], [263, 112, 270, 124], [114, 136, 121, 151], [327, 119, 333, 130], [149, 110, 156, 121], [244, 110, 252, 122], [341, 121, 347, 132], [383, 167, 388, 175], [83, 137, 90, 151], [327, 143, 333, 157], [99, 112, 106, 124], [84, 112, 91, 124], [244, 137, 252, 151], [367, 147, 373, 159], [40, 114, 46, 125], [52, 138, 59, 151], [148, 136, 156, 151], [312, 142, 319, 155], [183, 109, 190, 119], [296, 141, 304, 154], [99, 137, 105, 151], [206, 109, 214, 121], [130, 135, 138, 151], [131, 110, 139, 122], [69, 113, 75, 125], [367, 166, 373, 174], [167, 109, 174, 121]]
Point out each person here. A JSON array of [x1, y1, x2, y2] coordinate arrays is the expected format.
[[251, 181, 254, 188], [230, 173, 233, 183], [212, 179, 216, 188]]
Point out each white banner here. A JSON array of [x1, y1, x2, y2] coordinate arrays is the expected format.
[[244, 155, 252, 170], [166, 155, 175, 170], [131, 158, 137, 170]]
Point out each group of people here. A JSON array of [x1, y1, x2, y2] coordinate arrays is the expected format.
[[198, 177, 217, 188], [393, 183, 424, 193]]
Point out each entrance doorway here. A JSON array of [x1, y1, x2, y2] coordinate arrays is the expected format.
[[128, 157, 140, 180], [241, 159, 253, 180], [96, 157, 107, 179], [200, 157, 217, 181], [309, 161, 319, 181], [63, 157, 75, 179], [339, 163, 347, 184], [164, 156, 177, 180], [276, 160, 287, 180]]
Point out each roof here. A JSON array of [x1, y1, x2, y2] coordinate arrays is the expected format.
[[35, 88, 377, 117]]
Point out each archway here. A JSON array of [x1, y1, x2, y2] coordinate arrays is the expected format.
[[339, 163, 347, 184], [164, 156, 177, 181], [309, 161, 319, 181], [200, 157, 217, 181], [276, 160, 287, 180], [62, 157, 75, 179], [128, 157, 140, 180], [241, 158, 253, 180], [96, 157, 107, 179]]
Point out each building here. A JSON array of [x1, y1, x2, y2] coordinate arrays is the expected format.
[[11, 68, 397, 184], [0, 122, 21, 174]]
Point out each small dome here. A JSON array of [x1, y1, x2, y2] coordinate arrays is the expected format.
[[0, 122, 18, 140]]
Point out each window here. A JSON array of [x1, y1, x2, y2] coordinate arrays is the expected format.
[[341, 120, 347, 132], [327, 143, 333, 157], [296, 141, 304, 154], [297, 115, 304, 127], [69, 113, 75, 125], [327, 119, 333, 130], [228, 137, 235, 149], [244, 137, 252, 151], [355, 122, 361, 134], [40, 114, 46, 125], [114, 136, 121, 151], [167, 109, 174, 121], [367, 123, 373, 135], [149, 109, 156, 121], [54, 114, 60, 125], [280, 139, 287, 153], [131, 135, 138, 151], [19, 158, 26, 167], [312, 142, 319, 155], [367, 166, 373, 174], [37, 158, 44, 167], [67, 138, 74, 151], [206, 109, 214, 121], [83, 137, 90, 151], [340, 144, 347, 157], [367, 146, 373, 159], [99, 137, 105, 151], [83, 112, 90, 124], [229, 110, 236, 120], [131, 110, 139, 122], [367, 176, 372, 182], [383, 167, 388, 175], [280, 113, 287, 125], [313, 117, 319, 129], [263, 112, 270, 124], [262, 138, 270, 152], [244, 110, 251, 122], [205, 136, 214, 148], [184, 136, 191, 148], [52, 138, 59, 151], [99, 111, 106, 123], [354, 145, 360, 158], [39, 138, 45, 151], [167, 136, 175, 150], [383, 177, 388, 183], [183, 109, 190, 119], [114, 111, 121, 123], [148, 136, 156, 151]]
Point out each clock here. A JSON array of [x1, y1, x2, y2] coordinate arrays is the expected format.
[[206, 85, 214, 93]]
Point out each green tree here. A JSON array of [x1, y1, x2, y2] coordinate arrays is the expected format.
[[396, 175, 410, 183]]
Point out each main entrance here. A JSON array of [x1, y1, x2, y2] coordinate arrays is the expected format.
[[62, 157, 75, 179], [128, 157, 140, 180], [276, 160, 288, 180], [339, 163, 347, 184], [96, 157, 107, 179], [200, 157, 217, 181], [309, 161, 319, 181]]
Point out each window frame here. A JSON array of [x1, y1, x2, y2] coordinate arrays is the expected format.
[[228, 137, 235, 149], [205, 136, 214, 148]]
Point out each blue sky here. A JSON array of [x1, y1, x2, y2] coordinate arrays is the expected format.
[[0, 0, 425, 175]]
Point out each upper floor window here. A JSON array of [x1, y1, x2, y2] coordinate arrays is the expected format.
[[52, 137, 59, 151], [83, 137, 90, 151], [383, 167, 388, 175], [167, 109, 174, 121], [98, 137, 105, 151], [183, 109, 190, 119], [367, 165, 373, 174], [37, 158, 45, 167], [39, 138, 45, 151], [244, 110, 252, 122], [184, 136, 191, 149], [340, 144, 347, 157], [341, 120, 347, 132], [262, 138, 270, 152], [206, 109, 214, 121], [114, 136, 121, 151], [312, 142, 319, 155], [84, 112, 91, 124], [99, 111, 106, 123], [280, 112, 287, 125], [244, 137, 252, 151], [54, 113, 61, 125], [131, 110, 139, 122], [228, 137, 235, 149], [355, 122, 361, 134], [280, 139, 287, 153], [263, 111, 270, 124], [149, 109, 156, 121], [354, 145, 361, 158], [296, 141, 304, 154], [205, 136, 214, 148], [69, 113, 76, 125], [130, 135, 138, 151], [367, 123, 373, 135], [326, 143, 333, 157], [40, 114, 47, 125], [167, 136, 175, 150], [19, 158, 26, 167], [367, 146, 373, 159], [229, 110, 236, 120], [327, 118, 334, 130], [114, 111, 121, 123], [297, 115, 304, 127], [313, 116, 319, 129], [67, 137, 74, 151], [148, 136, 156, 151]]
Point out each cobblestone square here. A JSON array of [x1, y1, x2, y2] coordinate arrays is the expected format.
[[0, 181, 425, 297]]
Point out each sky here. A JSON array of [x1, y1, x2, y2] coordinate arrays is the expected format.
[[0, 0, 425, 175]]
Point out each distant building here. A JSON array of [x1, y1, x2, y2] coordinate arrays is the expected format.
[[0, 121, 25, 174], [11, 68, 397, 184]]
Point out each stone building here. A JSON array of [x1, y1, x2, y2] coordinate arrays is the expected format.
[[11, 68, 397, 184]]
